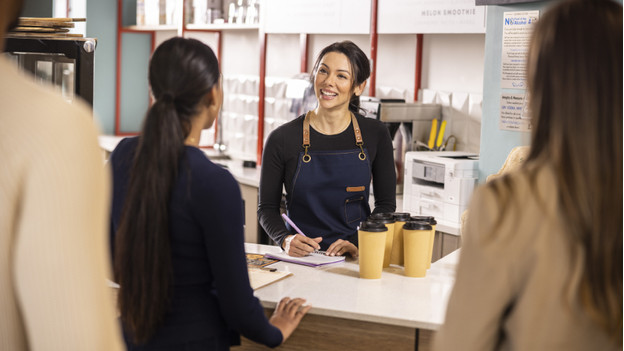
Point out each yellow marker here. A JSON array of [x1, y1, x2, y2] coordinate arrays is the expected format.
[[428, 119, 438, 149], [436, 120, 447, 149]]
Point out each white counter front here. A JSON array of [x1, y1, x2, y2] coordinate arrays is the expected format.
[[245, 243, 459, 331]]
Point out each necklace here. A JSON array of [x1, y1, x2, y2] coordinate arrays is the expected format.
[[310, 112, 351, 135]]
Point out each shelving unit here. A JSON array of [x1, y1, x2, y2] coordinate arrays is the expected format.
[[114, 0, 486, 163], [114, 0, 258, 141]]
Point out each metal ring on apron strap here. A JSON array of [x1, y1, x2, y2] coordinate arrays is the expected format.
[[357, 142, 366, 161], [302, 145, 311, 163], [303, 111, 367, 162]]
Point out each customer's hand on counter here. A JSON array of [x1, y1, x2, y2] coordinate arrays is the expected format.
[[269, 297, 312, 343]]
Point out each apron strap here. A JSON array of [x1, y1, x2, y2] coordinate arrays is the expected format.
[[351, 113, 367, 161], [302, 111, 367, 162], [302, 112, 312, 163]]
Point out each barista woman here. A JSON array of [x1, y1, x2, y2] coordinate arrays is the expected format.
[[258, 41, 396, 257]]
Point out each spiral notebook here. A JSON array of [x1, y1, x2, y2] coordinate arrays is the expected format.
[[264, 250, 346, 267]]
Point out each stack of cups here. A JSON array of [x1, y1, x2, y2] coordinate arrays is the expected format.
[[369, 213, 395, 268], [411, 216, 437, 269], [390, 213, 411, 266], [403, 221, 433, 277], [357, 220, 388, 279]]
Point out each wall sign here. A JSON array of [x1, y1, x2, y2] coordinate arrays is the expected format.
[[378, 0, 486, 34], [500, 93, 532, 131], [500, 11, 539, 89]]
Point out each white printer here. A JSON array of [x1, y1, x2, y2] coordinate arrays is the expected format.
[[403, 151, 479, 234]]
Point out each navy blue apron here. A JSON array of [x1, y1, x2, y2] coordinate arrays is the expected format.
[[287, 112, 372, 250]]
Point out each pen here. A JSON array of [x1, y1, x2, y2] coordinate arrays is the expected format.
[[281, 213, 325, 255], [249, 267, 277, 272], [281, 213, 308, 237]]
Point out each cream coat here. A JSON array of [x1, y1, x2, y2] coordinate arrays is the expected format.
[[0, 57, 124, 350], [434, 164, 619, 350]]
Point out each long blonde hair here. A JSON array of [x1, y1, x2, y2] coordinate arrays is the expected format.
[[526, 0, 622, 342]]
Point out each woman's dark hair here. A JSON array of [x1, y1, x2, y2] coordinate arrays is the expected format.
[[114, 37, 220, 344], [310, 40, 370, 114]]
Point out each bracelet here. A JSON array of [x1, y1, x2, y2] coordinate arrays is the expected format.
[[284, 235, 295, 253]]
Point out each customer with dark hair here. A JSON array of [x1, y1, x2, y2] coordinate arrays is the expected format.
[[434, 0, 622, 349], [110, 37, 310, 350], [258, 40, 396, 258]]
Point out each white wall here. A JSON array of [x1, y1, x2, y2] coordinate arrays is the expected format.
[[422, 34, 485, 94], [208, 29, 486, 159]]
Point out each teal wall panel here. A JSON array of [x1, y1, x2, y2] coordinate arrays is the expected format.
[[119, 32, 151, 133], [479, 2, 551, 182], [87, 0, 117, 134]]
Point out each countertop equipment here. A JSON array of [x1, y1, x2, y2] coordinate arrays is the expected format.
[[403, 151, 479, 235], [360, 97, 442, 194]]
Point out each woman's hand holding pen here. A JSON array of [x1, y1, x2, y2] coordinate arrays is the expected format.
[[283, 234, 322, 257], [326, 239, 358, 258]]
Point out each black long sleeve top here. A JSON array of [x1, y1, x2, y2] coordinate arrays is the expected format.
[[258, 113, 397, 247]]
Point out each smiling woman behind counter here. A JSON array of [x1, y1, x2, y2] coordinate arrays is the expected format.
[[258, 40, 396, 257]]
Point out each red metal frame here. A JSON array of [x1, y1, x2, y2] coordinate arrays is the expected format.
[[300, 33, 309, 73], [257, 31, 268, 165], [369, 0, 378, 97], [414, 34, 423, 102]]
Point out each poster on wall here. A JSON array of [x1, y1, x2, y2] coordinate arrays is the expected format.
[[499, 93, 532, 131], [500, 11, 539, 89]]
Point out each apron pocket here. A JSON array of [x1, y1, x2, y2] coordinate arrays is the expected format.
[[344, 195, 365, 224]]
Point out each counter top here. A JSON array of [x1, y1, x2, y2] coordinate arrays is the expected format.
[[98, 135, 261, 187], [246, 243, 459, 330]]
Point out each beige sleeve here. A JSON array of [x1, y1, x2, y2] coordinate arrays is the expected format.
[[12, 113, 124, 350], [433, 185, 515, 351]]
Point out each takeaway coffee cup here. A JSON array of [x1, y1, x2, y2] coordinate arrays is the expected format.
[[403, 221, 433, 278], [369, 213, 396, 268], [412, 216, 437, 268], [390, 213, 411, 266], [358, 220, 388, 279]]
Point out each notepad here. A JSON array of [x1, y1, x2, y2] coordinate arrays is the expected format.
[[264, 250, 346, 267]]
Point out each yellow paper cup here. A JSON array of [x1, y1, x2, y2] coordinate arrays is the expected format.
[[390, 213, 411, 266], [358, 220, 388, 279], [412, 216, 437, 268], [369, 213, 396, 268], [403, 221, 432, 278]]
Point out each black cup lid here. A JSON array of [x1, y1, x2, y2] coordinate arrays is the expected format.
[[410, 216, 437, 225], [392, 212, 411, 221], [403, 221, 432, 231], [358, 220, 388, 232], [369, 213, 395, 223]]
